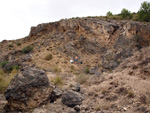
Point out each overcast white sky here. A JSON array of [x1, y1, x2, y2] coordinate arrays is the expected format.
[[0, 0, 148, 41]]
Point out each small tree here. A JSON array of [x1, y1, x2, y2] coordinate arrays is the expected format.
[[121, 8, 132, 19], [107, 11, 113, 16], [138, 1, 150, 22]]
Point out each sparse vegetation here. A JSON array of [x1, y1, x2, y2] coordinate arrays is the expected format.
[[128, 90, 134, 98], [16, 42, 21, 46], [13, 65, 19, 70], [70, 65, 74, 72], [8, 44, 13, 48], [54, 67, 61, 73], [22, 45, 33, 54], [52, 76, 63, 86], [0, 68, 17, 93], [0, 61, 8, 68], [71, 65, 74, 70], [84, 67, 90, 74], [95, 104, 109, 111], [45, 54, 53, 61], [4, 64, 19, 73], [102, 89, 107, 94], [76, 74, 89, 84]]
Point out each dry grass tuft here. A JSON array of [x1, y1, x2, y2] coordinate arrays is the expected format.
[[51, 76, 64, 86], [76, 74, 89, 84], [45, 54, 53, 61], [0, 68, 17, 93]]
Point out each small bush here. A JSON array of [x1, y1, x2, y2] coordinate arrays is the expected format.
[[53, 76, 63, 86], [70, 65, 74, 72], [76, 74, 89, 84], [22, 45, 33, 54], [84, 67, 90, 74], [0, 61, 8, 68], [71, 65, 74, 70], [16, 42, 21, 46], [13, 65, 19, 70], [128, 90, 134, 98], [54, 67, 61, 73], [45, 54, 53, 61], [8, 44, 13, 47]]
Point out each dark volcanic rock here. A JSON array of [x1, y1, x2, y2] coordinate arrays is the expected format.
[[50, 87, 62, 102], [62, 90, 84, 107], [4, 66, 52, 112], [71, 84, 80, 92]]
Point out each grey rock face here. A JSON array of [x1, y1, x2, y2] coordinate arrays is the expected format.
[[4, 66, 52, 112], [62, 90, 84, 107], [71, 84, 80, 92], [50, 87, 62, 102]]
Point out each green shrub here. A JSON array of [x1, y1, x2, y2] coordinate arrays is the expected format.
[[106, 11, 113, 16], [138, 1, 150, 22], [13, 65, 19, 70], [16, 42, 21, 46], [0, 61, 8, 68], [22, 45, 33, 54], [45, 54, 53, 61], [8, 44, 13, 47], [84, 67, 90, 74], [76, 74, 89, 84], [121, 8, 132, 19]]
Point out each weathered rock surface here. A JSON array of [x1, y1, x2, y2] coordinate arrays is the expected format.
[[50, 87, 62, 102], [0, 18, 150, 74], [62, 90, 84, 107], [4, 66, 52, 112]]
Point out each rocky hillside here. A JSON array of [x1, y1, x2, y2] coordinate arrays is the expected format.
[[0, 18, 150, 73], [0, 17, 150, 113]]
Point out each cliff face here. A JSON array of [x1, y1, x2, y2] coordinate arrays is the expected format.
[[0, 18, 150, 73], [29, 18, 150, 43], [27, 18, 150, 72]]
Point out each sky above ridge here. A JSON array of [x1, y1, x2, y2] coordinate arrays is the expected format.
[[0, 0, 148, 41]]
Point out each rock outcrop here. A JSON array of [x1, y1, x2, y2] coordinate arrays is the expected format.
[[0, 17, 150, 113], [4, 66, 52, 112], [0, 18, 150, 73], [27, 18, 150, 72], [62, 90, 84, 107]]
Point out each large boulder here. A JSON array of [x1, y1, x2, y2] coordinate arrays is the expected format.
[[62, 90, 84, 107], [4, 66, 53, 112]]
